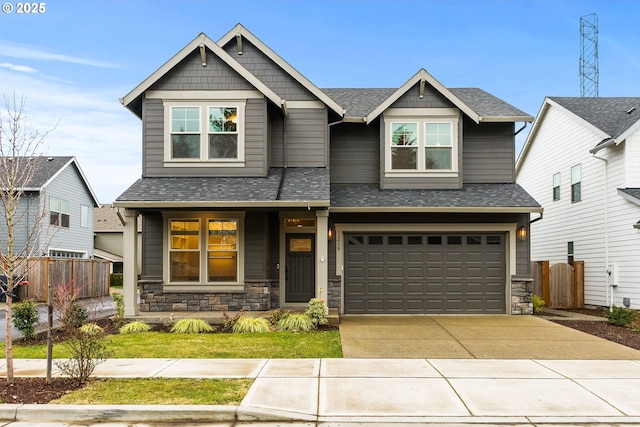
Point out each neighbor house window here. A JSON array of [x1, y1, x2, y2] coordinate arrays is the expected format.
[[50, 196, 70, 228], [385, 109, 458, 175], [568, 241, 574, 266], [164, 101, 245, 164], [80, 205, 90, 228], [571, 164, 581, 202], [553, 172, 561, 201], [167, 214, 243, 286]]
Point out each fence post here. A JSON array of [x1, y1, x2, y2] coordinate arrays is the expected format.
[[541, 260, 550, 307], [574, 261, 585, 308]]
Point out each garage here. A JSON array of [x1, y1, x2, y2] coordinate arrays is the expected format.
[[344, 233, 506, 314]]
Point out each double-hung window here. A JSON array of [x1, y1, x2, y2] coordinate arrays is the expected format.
[[552, 172, 561, 201], [571, 164, 581, 202], [167, 214, 243, 288], [385, 109, 459, 176], [50, 196, 70, 228], [164, 101, 245, 165]]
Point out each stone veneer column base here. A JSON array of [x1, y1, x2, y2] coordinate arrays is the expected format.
[[138, 279, 279, 312], [511, 276, 534, 315]]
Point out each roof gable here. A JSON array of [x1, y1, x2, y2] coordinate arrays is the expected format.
[[217, 24, 344, 116], [0, 156, 100, 206], [120, 33, 284, 117]]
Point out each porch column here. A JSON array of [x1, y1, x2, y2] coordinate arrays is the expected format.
[[122, 209, 139, 316], [315, 210, 329, 304]]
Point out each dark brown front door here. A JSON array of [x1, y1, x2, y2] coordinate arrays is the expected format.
[[285, 234, 315, 303]]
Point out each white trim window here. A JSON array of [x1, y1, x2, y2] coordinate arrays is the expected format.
[[164, 101, 246, 165], [384, 108, 459, 176], [80, 205, 90, 228], [571, 164, 581, 202], [166, 213, 244, 287], [50, 196, 70, 228], [552, 172, 561, 201]]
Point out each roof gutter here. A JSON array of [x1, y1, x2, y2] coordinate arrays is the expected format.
[[589, 137, 616, 154]]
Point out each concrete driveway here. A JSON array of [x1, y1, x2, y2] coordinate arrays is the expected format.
[[339, 314, 640, 359]]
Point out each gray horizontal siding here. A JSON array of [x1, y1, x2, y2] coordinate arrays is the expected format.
[[463, 120, 515, 183], [223, 38, 317, 101], [285, 108, 328, 167], [143, 98, 268, 177], [330, 122, 379, 184], [141, 212, 163, 279]]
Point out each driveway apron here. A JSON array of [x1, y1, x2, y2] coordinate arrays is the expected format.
[[339, 314, 640, 359]]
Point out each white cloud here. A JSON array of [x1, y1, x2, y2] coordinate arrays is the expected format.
[[0, 63, 37, 73], [0, 41, 119, 69], [0, 69, 141, 204]]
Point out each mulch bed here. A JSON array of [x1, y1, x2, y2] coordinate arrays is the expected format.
[[2, 309, 640, 404]]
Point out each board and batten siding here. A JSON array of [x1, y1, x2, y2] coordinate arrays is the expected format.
[[330, 122, 379, 184], [41, 164, 96, 258], [517, 105, 640, 308], [463, 120, 515, 183], [142, 97, 269, 177]]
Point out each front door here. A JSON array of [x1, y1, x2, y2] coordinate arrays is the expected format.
[[285, 234, 315, 303]]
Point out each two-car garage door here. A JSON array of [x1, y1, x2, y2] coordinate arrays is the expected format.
[[344, 233, 506, 314]]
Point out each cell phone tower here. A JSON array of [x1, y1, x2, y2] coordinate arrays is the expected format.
[[580, 13, 599, 97]]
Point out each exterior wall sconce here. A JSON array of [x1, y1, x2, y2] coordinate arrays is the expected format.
[[328, 225, 333, 241], [517, 225, 527, 241]]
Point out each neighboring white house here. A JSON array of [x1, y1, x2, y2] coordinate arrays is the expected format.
[[516, 97, 640, 309]]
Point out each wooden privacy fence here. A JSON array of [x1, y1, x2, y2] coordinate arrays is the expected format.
[[17, 258, 110, 303], [531, 260, 584, 308]]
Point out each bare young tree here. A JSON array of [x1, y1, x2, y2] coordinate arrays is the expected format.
[[0, 94, 52, 384]]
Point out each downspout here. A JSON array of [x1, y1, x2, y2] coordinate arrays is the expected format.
[[592, 152, 610, 309]]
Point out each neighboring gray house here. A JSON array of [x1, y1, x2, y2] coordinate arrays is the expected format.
[[115, 24, 541, 317], [0, 156, 100, 259]]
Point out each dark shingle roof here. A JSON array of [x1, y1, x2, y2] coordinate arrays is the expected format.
[[619, 188, 640, 203], [550, 97, 640, 138], [331, 183, 541, 210], [322, 88, 530, 120], [0, 156, 73, 189], [116, 168, 329, 204]]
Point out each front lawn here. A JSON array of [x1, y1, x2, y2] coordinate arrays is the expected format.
[[2, 329, 343, 359]]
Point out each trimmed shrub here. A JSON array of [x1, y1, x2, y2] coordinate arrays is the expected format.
[[276, 313, 314, 332], [232, 316, 270, 333], [269, 307, 288, 327], [119, 321, 152, 334], [170, 318, 213, 334], [606, 306, 636, 327], [12, 299, 39, 340]]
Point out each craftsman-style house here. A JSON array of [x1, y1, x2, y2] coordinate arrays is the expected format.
[[115, 24, 541, 317]]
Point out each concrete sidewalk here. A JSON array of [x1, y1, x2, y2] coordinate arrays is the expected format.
[[2, 357, 640, 425]]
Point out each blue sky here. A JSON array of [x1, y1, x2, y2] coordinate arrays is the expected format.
[[1, 0, 639, 203]]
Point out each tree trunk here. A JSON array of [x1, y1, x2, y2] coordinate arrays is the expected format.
[[5, 292, 13, 384]]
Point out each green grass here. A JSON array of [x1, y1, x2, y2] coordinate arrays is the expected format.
[[2, 330, 343, 359], [53, 378, 252, 405]]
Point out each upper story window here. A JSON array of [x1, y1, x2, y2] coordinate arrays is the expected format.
[[164, 101, 245, 166], [50, 196, 70, 228], [552, 172, 561, 201], [384, 108, 459, 177], [571, 164, 581, 202]]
